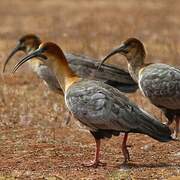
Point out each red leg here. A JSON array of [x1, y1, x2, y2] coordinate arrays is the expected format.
[[174, 116, 179, 138], [122, 133, 130, 163], [83, 139, 106, 168], [164, 110, 174, 126]]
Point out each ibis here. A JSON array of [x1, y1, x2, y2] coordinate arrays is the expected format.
[[12, 42, 173, 167]]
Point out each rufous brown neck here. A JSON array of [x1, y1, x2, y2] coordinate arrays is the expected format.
[[47, 55, 81, 93], [127, 50, 145, 82]]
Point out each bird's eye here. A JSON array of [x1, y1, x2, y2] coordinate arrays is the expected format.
[[42, 46, 48, 51]]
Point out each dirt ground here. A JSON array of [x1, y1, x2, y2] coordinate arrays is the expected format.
[[0, 0, 179, 179]]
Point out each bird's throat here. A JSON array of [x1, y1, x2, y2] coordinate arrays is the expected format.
[[50, 58, 81, 93], [27, 48, 43, 70], [127, 56, 144, 82]]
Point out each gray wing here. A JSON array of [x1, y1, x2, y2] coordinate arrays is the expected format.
[[65, 53, 138, 93], [66, 80, 171, 142], [34, 53, 138, 94], [139, 63, 180, 109]]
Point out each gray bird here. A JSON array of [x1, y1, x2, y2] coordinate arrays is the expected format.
[[3, 34, 138, 94], [12, 42, 173, 167], [100, 37, 180, 138]]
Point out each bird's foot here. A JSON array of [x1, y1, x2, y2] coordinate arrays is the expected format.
[[122, 146, 131, 163], [82, 160, 106, 168], [121, 160, 130, 168], [122, 156, 130, 165]]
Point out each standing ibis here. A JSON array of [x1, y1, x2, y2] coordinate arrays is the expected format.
[[12, 42, 173, 167], [100, 37, 180, 138]]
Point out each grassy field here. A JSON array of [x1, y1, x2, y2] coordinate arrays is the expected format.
[[0, 0, 179, 179]]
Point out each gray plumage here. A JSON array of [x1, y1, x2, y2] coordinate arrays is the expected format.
[[139, 63, 180, 110], [65, 79, 172, 142], [99, 37, 180, 137], [36, 64, 63, 94], [11, 41, 174, 165], [33, 53, 138, 94], [66, 53, 135, 84]]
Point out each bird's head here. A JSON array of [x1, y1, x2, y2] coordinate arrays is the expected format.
[[12, 42, 66, 73], [3, 34, 41, 72], [18, 34, 41, 53], [98, 38, 146, 69]]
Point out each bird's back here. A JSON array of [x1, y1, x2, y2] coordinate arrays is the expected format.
[[66, 53, 138, 92]]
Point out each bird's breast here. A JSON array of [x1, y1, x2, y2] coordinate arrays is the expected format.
[[29, 61, 62, 94], [139, 63, 180, 109], [65, 80, 114, 130]]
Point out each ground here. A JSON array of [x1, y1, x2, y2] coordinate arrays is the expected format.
[[0, 0, 179, 179]]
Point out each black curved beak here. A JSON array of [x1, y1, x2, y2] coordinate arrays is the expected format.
[[12, 48, 45, 73], [3, 42, 24, 73], [98, 44, 128, 70]]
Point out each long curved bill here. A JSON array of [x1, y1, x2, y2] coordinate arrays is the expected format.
[[3, 43, 22, 73], [98, 44, 127, 70], [12, 48, 44, 73]]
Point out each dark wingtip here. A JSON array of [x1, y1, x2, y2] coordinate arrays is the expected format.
[[105, 80, 138, 93]]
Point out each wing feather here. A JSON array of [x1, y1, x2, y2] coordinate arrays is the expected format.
[[139, 63, 180, 109]]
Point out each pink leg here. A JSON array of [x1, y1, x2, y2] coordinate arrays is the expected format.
[[174, 116, 179, 138], [83, 139, 106, 168], [122, 133, 130, 163]]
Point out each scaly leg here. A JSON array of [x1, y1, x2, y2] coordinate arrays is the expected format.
[[122, 133, 130, 163], [83, 139, 106, 168], [174, 116, 179, 138]]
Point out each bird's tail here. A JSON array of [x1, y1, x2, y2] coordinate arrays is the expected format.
[[132, 108, 173, 142]]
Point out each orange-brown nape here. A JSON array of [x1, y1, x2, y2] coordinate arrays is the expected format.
[[13, 42, 81, 93]]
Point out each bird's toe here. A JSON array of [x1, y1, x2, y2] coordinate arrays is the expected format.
[[82, 160, 106, 168]]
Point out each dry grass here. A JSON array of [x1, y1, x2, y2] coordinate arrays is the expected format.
[[0, 0, 179, 179]]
